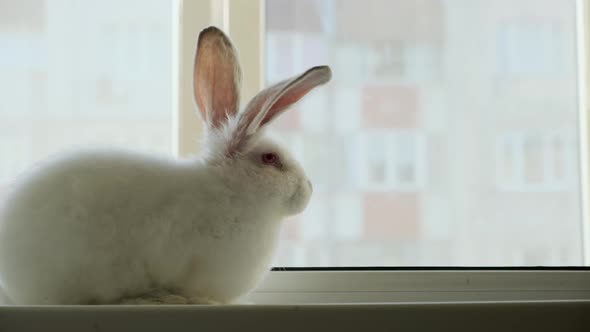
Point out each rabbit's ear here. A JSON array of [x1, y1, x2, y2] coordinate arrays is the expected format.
[[193, 26, 242, 129], [243, 66, 331, 134], [226, 66, 331, 156]]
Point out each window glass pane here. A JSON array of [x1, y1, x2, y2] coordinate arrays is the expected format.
[[265, 0, 583, 266], [0, 0, 173, 193]]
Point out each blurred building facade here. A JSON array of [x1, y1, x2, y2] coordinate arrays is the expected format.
[[266, 0, 582, 266], [0, 0, 173, 189]]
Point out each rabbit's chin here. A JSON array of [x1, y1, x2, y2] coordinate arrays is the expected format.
[[284, 179, 313, 217]]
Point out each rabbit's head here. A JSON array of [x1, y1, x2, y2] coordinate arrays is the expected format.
[[193, 27, 331, 217]]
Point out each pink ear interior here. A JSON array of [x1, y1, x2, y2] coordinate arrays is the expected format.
[[193, 27, 241, 129], [224, 66, 331, 157], [259, 66, 332, 127]]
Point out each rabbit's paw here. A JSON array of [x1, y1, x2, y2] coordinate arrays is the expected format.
[[118, 290, 189, 305], [188, 295, 223, 305], [118, 296, 162, 305], [159, 294, 189, 304]]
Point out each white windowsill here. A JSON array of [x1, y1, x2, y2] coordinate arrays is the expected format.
[[1, 270, 589, 331], [247, 270, 590, 304], [0, 301, 588, 332]]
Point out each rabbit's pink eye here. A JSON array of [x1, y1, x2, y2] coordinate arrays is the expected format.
[[261, 153, 279, 165]]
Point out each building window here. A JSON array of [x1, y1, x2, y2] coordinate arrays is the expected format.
[[358, 131, 426, 191], [497, 21, 564, 75], [495, 132, 574, 191]]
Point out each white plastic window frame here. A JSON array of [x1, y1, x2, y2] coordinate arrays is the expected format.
[[176, 0, 590, 304]]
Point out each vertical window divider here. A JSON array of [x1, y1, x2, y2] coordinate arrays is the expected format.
[[228, 0, 265, 103], [576, 0, 590, 265], [174, 0, 217, 157]]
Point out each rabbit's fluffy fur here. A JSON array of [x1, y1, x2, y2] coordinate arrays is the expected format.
[[0, 26, 331, 304]]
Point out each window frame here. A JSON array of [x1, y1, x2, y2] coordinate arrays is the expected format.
[[246, 268, 590, 304], [577, 0, 590, 266], [177, 0, 590, 304]]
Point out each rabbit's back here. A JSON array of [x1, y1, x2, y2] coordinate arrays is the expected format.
[[0, 150, 188, 304]]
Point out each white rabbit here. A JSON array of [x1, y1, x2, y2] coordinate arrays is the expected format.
[[0, 26, 331, 305]]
